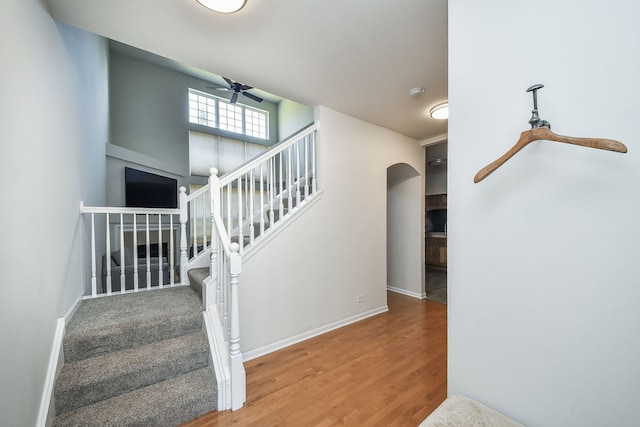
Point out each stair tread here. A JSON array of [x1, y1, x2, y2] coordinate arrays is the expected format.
[[64, 286, 203, 362], [53, 367, 217, 427], [55, 331, 210, 415]]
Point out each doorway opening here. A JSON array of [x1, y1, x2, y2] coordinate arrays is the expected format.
[[386, 163, 424, 299]]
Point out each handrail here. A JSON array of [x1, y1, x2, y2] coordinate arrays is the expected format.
[[212, 212, 232, 256], [80, 203, 179, 216], [186, 184, 209, 202], [219, 123, 318, 187]]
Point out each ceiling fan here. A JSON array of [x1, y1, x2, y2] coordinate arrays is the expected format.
[[207, 77, 263, 104]]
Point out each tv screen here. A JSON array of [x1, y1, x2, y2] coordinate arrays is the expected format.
[[125, 167, 178, 209]]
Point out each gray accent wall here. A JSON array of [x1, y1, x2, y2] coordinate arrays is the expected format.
[[0, 2, 108, 424], [108, 48, 308, 205]]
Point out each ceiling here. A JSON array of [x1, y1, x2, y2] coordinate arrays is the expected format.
[[45, 0, 448, 141]]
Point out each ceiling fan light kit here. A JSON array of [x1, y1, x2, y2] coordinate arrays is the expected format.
[[196, 0, 246, 14]]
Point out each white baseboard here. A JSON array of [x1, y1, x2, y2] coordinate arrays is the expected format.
[[242, 305, 389, 362], [36, 318, 65, 427], [387, 286, 425, 300], [64, 291, 84, 323]]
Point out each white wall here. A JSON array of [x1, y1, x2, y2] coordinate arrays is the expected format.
[[277, 98, 314, 141], [449, 1, 640, 426], [0, 1, 108, 425], [387, 164, 424, 298], [239, 106, 424, 357]]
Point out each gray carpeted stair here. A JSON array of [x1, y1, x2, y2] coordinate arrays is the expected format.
[[187, 268, 209, 297], [53, 286, 217, 426]]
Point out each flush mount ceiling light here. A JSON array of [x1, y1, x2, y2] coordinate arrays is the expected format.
[[196, 0, 246, 13], [428, 158, 448, 166], [430, 103, 449, 120]]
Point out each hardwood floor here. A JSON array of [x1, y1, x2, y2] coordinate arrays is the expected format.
[[181, 291, 447, 426]]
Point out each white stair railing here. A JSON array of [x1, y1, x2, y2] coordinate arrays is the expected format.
[[215, 124, 318, 255], [194, 123, 319, 411], [80, 204, 183, 298]]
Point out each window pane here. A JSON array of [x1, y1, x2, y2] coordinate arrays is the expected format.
[[188, 89, 216, 128], [188, 88, 268, 140]]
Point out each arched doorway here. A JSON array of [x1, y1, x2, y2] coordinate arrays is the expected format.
[[387, 163, 424, 299]]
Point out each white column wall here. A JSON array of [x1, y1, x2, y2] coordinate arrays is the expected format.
[[239, 106, 424, 357], [387, 165, 424, 298], [449, 1, 640, 426], [0, 1, 108, 424]]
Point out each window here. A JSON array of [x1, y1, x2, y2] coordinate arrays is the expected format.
[[188, 90, 216, 128], [188, 88, 268, 140]]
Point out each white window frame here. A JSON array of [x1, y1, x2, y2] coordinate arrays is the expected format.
[[188, 88, 269, 140]]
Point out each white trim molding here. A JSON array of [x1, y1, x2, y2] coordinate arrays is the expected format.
[[387, 286, 426, 300], [36, 318, 65, 427], [243, 305, 389, 362]]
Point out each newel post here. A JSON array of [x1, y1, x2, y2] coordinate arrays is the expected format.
[[228, 242, 246, 410], [179, 186, 188, 285]]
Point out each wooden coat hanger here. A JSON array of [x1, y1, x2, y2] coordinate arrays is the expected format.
[[474, 84, 628, 183]]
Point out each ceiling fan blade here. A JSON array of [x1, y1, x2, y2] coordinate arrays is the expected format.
[[242, 91, 263, 103], [222, 77, 234, 88], [206, 85, 230, 91], [230, 92, 239, 104]]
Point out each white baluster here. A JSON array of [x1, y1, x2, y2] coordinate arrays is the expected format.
[[169, 215, 175, 286], [133, 214, 139, 291], [269, 157, 275, 227], [296, 140, 301, 205], [223, 253, 229, 337], [304, 134, 309, 199], [158, 214, 163, 288], [287, 146, 293, 213], [119, 214, 125, 292], [312, 131, 317, 193], [191, 196, 197, 257], [90, 213, 97, 297], [105, 213, 111, 295], [249, 170, 255, 244], [215, 239, 224, 316], [179, 187, 188, 285], [228, 242, 245, 410], [259, 163, 265, 236], [226, 184, 232, 235], [278, 152, 284, 220], [209, 168, 220, 303], [202, 192, 207, 250], [218, 250, 227, 338], [237, 177, 243, 252], [145, 213, 151, 290]]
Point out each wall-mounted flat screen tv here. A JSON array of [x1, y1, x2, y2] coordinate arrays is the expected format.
[[125, 167, 178, 208]]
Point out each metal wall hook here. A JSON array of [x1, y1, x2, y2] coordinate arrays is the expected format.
[[526, 83, 551, 129]]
